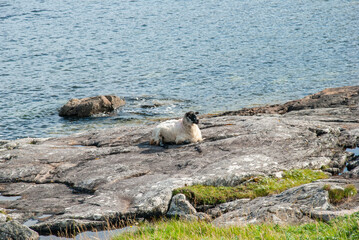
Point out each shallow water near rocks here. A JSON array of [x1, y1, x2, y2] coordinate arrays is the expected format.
[[0, 193, 21, 201], [346, 147, 359, 157], [1, 0, 359, 140], [340, 147, 359, 175]]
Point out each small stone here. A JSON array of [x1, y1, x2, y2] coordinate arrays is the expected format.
[[0, 213, 6, 222], [167, 194, 196, 217]]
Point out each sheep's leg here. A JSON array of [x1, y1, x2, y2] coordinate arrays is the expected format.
[[159, 135, 169, 149]]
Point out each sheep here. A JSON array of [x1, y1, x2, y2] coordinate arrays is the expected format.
[[150, 111, 203, 146]]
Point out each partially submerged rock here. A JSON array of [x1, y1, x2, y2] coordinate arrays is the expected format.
[[58, 95, 125, 117], [1, 86, 359, 235]]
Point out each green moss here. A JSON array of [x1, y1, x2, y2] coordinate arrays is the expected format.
[[173, 169, 328, 206], [321, 165, 330, 170], [113, 212, 359, 240]]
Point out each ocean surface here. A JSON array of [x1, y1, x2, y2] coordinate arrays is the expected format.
[[1, 0, 358, 140]]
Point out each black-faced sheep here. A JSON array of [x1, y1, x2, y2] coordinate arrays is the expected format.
[[149, 111, 203, 146]]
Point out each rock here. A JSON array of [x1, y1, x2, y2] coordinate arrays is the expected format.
[[212, 179, 359, 227], [0, 220, 39, 240], [58, 95, 125, 117], [1, 86, 359, 234], [212, 180, 336, 227], [167, 194, 197, 217], [217, 86, 359, 116], [324, 168, 342, 175], [347, 158, 359, 171], [343, 166, 359, 178], [194, 212, 211, 221], [0, 213, 6, 222], [310, 206, 359, 222], [207, 198, 251, 218]]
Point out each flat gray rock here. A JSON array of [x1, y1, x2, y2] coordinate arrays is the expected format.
[[1, 86, 359, 235]]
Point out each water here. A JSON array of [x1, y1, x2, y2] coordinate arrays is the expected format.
[[1, 0, 358, 140], [347, 147, 359, 156], [0, 193, 21, 201]]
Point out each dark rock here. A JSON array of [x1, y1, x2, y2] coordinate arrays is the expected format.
[[216, 86, 359, 116], [0, 220, 39, 240], [343, 166, 359, 178], [1, 86, 359, 234], [324, 168, 342, 175], [59, 95, 125, 117], [347, 157, 359, 171]]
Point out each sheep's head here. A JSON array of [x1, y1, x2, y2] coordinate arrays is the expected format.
[[184, 111, 199, 125]]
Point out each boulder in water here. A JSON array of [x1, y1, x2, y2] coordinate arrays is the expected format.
[[59, 95, 125, 117]]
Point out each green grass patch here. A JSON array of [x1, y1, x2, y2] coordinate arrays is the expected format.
[[113, 212, 359, 240], [173, 169, 328, 206], [324, 184, 358, 204]]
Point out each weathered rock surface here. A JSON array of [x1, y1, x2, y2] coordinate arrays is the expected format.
[[167, 194, 197, 217], [166, 194, 211, 221], [1, 86, 359, 235], [212, 179, 359, 226], [0, 220, 39, 240], [58, 95, 125, 117], [216, 85, 359, 116]]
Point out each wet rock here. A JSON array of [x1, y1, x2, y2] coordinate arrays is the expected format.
[[59, 95, 125, 117], [347, 158, 359, 171], [0, 86, 359, 234], [0, 220, 39, 240], [324, 168, 342, 175], [343, 166, 359, 178], [217, 86, 359, 116]]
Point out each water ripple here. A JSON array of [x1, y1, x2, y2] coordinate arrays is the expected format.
[[1, 0, 358, 140]]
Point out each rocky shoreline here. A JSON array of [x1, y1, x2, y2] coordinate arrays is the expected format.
[[1, 86, 359, 239]]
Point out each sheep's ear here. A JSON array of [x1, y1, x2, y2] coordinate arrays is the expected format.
[[195, 111, 199, 115]]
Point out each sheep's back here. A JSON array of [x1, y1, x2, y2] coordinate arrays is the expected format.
[[155, 119, 183, 143]]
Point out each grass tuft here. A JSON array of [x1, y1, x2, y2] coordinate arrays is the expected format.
[[113, 212, 359, 240], [324, 184, 358, 204], [173, 169, 328, 206]]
